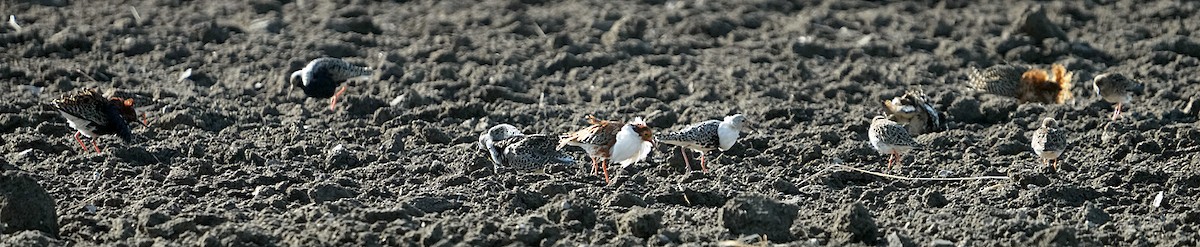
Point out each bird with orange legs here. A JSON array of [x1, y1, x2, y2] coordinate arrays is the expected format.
[[289, 57, 373, 111], [1092, 73, 1142, 120], [656, 114, 752, 173], [868, 116, 921, 169], [1031, 117, 1068, 170], [558, 115, 655, 184], [52, 89, 148, 153]]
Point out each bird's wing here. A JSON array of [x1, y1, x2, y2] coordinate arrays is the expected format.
[[314, 58, 373, 82], [658, 120, 719, 143], [507, 135, 574, 169], [883, 123, 921, 147], [560, 122, 619, 147], [1044, 129, 1069, 151], [53, 89, 112, 127]]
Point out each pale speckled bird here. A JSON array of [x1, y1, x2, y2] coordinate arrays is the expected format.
[[289, 57, 373, 111], [868, 116, 921, 169], [558, 116, 655, 184], [1031, 118, 1068, 170], [656, 114, 752, 173], [881, 91, 946, 136], [1092, 73, 1142, 120], [477, 124, 575, 173], [52, 89, 148, 153], [967, 64, 1073, 104]]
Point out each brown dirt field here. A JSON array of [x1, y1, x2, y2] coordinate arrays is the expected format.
[[2, 0, 1199, 246]]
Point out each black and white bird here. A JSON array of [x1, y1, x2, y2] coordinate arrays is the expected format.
[[1092, 73, 1143, 120], [289, 57, 373, 111], [656, 114, 752, 173], [52, 89, 148, 153], [478, 124, 575, 173], [1031, 118, 1068, 170]]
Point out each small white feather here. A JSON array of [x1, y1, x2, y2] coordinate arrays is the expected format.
[[1152, 191, 1163, 208], [178, 68, 193, 83], [8, 15, 20, 31]]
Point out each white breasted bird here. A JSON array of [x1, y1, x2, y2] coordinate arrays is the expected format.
[[656, 114, 752, 173], [882, 91, 946, 136], [52, 88, 148, 153], [1031, 118, 1068, 170], [1092, 73, 1143, 120], [559, 116, 655, 184], [868, 115, 921, 169]]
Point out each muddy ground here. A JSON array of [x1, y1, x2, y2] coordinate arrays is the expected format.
[[2, 0, 1199, 246]]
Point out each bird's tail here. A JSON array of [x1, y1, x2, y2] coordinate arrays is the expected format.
[[1050, 64, 1073, 104], [556, 133, 573, 150]]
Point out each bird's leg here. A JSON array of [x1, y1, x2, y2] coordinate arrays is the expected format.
[[73, 132, 89, 152], [1111, 103, 1122, 120], [602, 160, 611, 185], [699, 151, 709, 173], [886, 153, 893, 169], [893, 152, 902, 170], [91, 139, 101, 153], [141, 113, 149, 127], [590, 156, 598, 174], [329, 85, 348, 111], [1052, 159, 1059, 171], [680, 147, 692, 173]]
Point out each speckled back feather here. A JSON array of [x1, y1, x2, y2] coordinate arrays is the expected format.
[[1032, 119, 1067, 154], [656, 120, 721, 151], [292, 57, 373, 98], [968, 65, 1028, 98], [557, 115, 621, 151], [869, 117, 920, 147], [52, 89, 138, 142], [496, 135, 575, 171], [53, 89, 113, 127]]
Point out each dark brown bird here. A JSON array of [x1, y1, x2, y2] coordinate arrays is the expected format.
[[968, 64, 1074, 104], [52, 89, 148, 153], [881, 91, 946, 136]]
